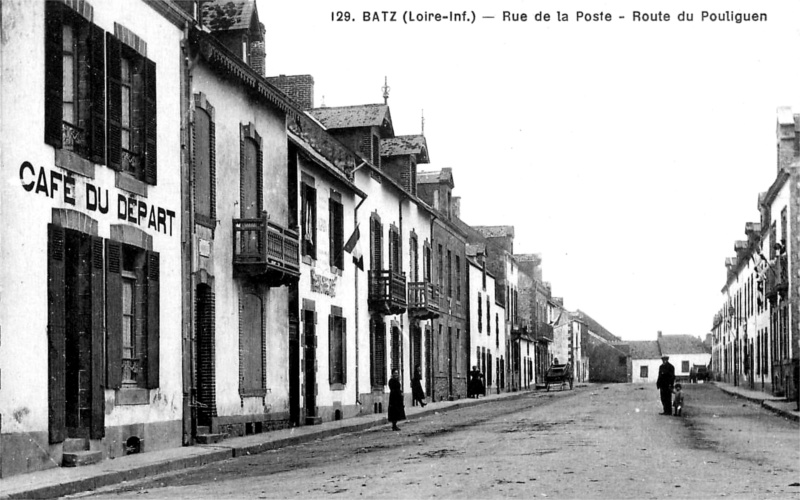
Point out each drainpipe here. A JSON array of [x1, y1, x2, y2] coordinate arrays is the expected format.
[[428, 213, 437, 400], [353, 190, 367, 407]]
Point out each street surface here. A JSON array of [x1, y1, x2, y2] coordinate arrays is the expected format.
[[78, 384, 800, 499]]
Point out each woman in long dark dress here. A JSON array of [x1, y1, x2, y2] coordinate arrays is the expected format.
[[411, 366, 427, 407], [388, 369, 406, 430]]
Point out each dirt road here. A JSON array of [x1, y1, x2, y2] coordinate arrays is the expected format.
[[78, 383, 800, 499]]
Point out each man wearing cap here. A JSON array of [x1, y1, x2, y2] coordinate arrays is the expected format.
[[656, 355, 675, 415]]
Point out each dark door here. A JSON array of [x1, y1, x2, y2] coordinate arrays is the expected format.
[[195, 284, 215, 429], [64, 231, 92, 438], [303, 309, 316, 423], [447, 326, 453, 397]]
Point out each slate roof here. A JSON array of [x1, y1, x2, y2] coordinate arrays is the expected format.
[[309, 104, 393, 133], [473, 226, 515, 239], [628, 341, 662, 360], [201, 0, 256, 32], [417, 167, 453, 187], [658, 335, 709, 355], [381, 135, 429, 163]]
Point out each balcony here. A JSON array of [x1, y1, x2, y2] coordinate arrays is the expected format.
[[534, 321, 554, 342], [407, 282, 440, 320], [368, 270, 407, 315], [765, 254, 788, 302], [233, 214, 300, 286]]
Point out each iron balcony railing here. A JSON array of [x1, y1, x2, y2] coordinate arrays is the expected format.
[[368, 269, 407, 314], [535, 321, 554, 342], [765, 254, 788, 301], [233, 214, 300, 284], [407, 281, 440, 319]]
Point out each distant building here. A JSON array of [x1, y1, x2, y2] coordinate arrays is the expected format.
[[628, 332, 711, 383]]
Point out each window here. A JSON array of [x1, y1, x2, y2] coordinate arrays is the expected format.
[[240, 291, 265, 396], [681, 360, 690, 373], [391, 325, 401, 374], [409, 234, 418, 282], [482, 262, 486, 290], [329, 194, 344, 270], [44, 1, 105, 163], [619, 356, 626, 367], [456, 255, 461, 301], [389, 225, 401, 274], [423, 243, 431, 282], [447, 249, 452, 297], [107, 30, 157, 183], [640, 366, 649, 378], [487, 298, 491, 335], [496, 314, 500, 348], [433, 190, 439, 210], [106, 240, 160, 391], [478, 294, 483, 332], [437, 244, 443, 290], [193, 95, 216, 227], [301, 181, 317, 259], [329, 309, 346, 386], [370, 215, 383, 271]]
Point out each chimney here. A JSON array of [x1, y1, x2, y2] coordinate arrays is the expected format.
[[451, 196, 461, 219], [776, 106, 798, 173], [249, 40, 266, 77], [265, 74, 315, 110], [657, 330, 662, 339]]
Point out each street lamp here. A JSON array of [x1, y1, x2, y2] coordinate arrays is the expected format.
[[727, 305, 747, 387]]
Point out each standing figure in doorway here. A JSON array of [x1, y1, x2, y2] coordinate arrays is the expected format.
[[656, 355, 675, 415], [468, 366, 484, 398], [411, 366, 427, 407], [388, 369, 406, 430]]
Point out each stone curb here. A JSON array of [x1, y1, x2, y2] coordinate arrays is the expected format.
[[0, 390, 538, 499], [714, 383, 800, 423]]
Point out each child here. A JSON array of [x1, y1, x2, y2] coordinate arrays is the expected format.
[[672, 383, 684, 416]]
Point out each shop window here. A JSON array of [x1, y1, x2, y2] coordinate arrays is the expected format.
[[44, 1, 105, 164], [193, 95, 216, 227], [106, 31, 156, 184], [329, 309, 347, 386]]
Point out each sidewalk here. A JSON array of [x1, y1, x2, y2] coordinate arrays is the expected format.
[[0, 389, 534, 499], [712, 381, 800, 422]]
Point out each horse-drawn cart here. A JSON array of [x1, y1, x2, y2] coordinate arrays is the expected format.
[[545, 363, 573, 391]]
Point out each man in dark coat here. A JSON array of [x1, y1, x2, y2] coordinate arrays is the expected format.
[[656, 355, 675, 415]]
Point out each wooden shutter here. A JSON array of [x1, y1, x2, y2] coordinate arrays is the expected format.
[[106, 34, 122, 171], [209, 113, 216, 221], [145, 251, 160, 389], [143, 58, 157, 185], [309, 186, 317, 259], [256, 132, 263, 214], [105, 239, 123, 389], [89, 236, 105, 439], [328, 315, 335, 384], [329, 202, 335, 269], [44, 2, 64, 148], [47, 224, 66, 444], [341, 318, 347, 385], [88, 23, 105, 164]]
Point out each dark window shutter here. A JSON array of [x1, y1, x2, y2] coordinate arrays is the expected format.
[[328, 315, 334, 384], [105, 239, 123, 389], [145, 251, 160, 388], [44, 2, 64, 148], [143, 58, 157, 184], [309, 186, 317, 259], [256, 134, 263, 214], [341, 318, 347, 385], [300, 184, 307, 256], [89, 236, 105, 439], [105, 34, 122, 171], [88, 24, 106, 164], [47, 224, 66, 444], [329, 202, 335, 269]]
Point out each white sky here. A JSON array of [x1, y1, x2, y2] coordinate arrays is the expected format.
[[258, 0, 800, 341]]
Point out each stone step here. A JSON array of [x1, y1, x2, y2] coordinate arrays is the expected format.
[[62, 438, 89, 453], [195, 433, 226, 445], [62, 450, 102, 467]]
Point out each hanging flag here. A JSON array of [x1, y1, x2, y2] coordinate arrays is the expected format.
[[343, 223, 363, 271]]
